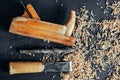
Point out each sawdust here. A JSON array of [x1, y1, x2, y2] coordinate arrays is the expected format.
[[61, 0, 120, 80], [9, 45, 13, 49]]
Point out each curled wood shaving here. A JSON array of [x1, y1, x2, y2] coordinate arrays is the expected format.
[[61, 1, 120, 79]]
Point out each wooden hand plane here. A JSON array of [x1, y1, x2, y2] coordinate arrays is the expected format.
[[9, 4, 76, 46]]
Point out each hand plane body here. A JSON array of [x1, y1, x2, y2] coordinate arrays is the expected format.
[[9, 4, 76, 46]]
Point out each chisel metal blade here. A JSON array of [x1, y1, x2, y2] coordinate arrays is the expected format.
[[45, 62, 72, 72]]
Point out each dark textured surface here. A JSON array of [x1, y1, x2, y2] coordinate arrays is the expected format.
[[0, 0, 110, 80]]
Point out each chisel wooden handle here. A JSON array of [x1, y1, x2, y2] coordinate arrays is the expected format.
[[9, 62, 44, 75]]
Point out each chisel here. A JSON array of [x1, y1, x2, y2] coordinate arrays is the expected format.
[[9, 62, 72, 75]]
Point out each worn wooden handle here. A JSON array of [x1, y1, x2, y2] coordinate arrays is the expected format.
[[26, 4, 40, 20], [22, 4, 40, 20], [9, 62, 44, 75], [65, 11, 76, 36]]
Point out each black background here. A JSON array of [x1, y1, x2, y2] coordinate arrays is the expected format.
[[0, 0, 112, 80]]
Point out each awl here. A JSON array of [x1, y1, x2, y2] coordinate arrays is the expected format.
[[9, 62, 72, 75], [20, 48, 75, 54]]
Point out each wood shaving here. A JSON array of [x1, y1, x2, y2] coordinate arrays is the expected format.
[[104, 0, 120, 17], [109, 1, 120, 16], [9, 45, 13, 49], [61, 1, 120, 79]]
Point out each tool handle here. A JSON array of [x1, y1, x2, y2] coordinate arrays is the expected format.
[[26, 4, 41, 20], [65, 10, 76, 36], [9, 62, 44, 75]]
